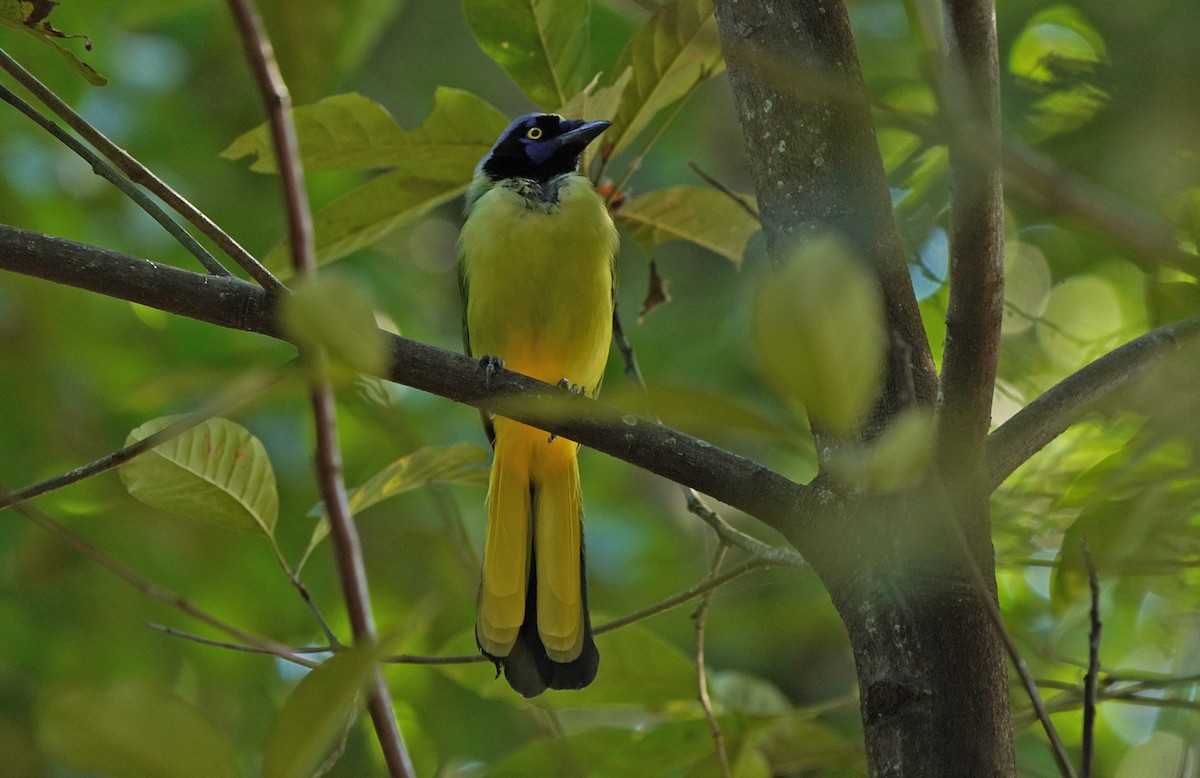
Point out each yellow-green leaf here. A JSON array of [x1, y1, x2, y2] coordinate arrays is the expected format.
[[267, 169, 469, 271], [250, 88, 510, 270], [752, 236, 886, 434], [605, 0, 724, 159], [37, 681, 239, 778], [0, 0, 107, 85], [1009, 5, 1106, 86], [278, 273, 388, 378], [558, 67, 633, 171], [615, 185, 760, 264], [222, 92, 409, 173], [463, 0, 590, 110], [301, 443, 489, 567], [263, 637, 397, 778], [223, 87, 506, 176], [120, 416, 278, 536]]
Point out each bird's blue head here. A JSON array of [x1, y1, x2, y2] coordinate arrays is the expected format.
[[479, 113, 611, 183]]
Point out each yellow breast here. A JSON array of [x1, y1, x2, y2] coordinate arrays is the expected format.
[[460, 174, 617, 394]]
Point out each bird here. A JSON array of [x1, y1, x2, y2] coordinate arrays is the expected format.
[[458, 113, 617, 697]]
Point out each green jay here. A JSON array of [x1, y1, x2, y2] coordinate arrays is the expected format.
[[458, 113, 616, 697]]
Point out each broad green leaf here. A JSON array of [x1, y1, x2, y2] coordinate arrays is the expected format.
[[0, 0, 107, 84], [615, 185, 760, 264], [708, 670, 791, 716], [752, 237, 886, 434], [222, 93, 409, 173], [757, 714, 862, 775], [37, 681, 239, 778], [302, 443, 489, 565], [1036, 275, 1124, 369], [606, 0, 724, 159], [279, 273, 388, 377], [120, 416, 279, 536], [224, 88, 507, 176], [268, 169, 469, 270], [263, 638, 396, 778], [559, 67, 633, 172], [248, 88, 509, 269], [463, 0, 590, 109], [1009, 5, 1106, 86]]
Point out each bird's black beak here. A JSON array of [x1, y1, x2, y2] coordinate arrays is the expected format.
[[552, 120, 611, 151]]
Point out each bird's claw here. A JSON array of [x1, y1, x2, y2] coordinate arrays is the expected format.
[[478, 355, 505, 386], [548, 379, 587, 443]]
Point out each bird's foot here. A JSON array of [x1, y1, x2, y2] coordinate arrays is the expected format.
[[548, 379, 587, 443], [478, 355, 505, 387]]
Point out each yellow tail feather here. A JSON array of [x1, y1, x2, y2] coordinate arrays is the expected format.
[[535, 452, 584, 662], [476, 437, 531, 658]]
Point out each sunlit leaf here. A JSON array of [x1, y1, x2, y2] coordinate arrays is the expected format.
[[302, 443, 489, 564], [1114, 731, 1191, 777], [463, 0, 590, 109], [227, 88, 508, 269], [120, 416, 279, 537], [752, 236, 887, 434], [559, 67, 633, 171], [0, 0, 107, 84], [37, 681, 239, 778], [263, 638, 396, 778], [606, 0, 724, 159], [1009, 5, 1106, 86], [279, 273, 388, 377], [1001, 241, 1051, 336], [222, 92, 409, 173], [1036, 275, 1125, 369], [615, 185, 760, 265]]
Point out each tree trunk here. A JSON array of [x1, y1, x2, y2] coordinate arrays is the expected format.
[[712, 0, 1016, 773]]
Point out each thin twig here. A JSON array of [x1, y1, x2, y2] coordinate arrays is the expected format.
[[0, 83, 228, 276], [693, 543, 732, 778], [0, 47, 283, 292], [3, 369, 285, 511], [225, 2, 412, 774], [595, 558, 769, 634], [1082, 539, 1101, 778], [145, 623, 327, 660], [687, 161, 762, 223], [0, 484, 316, 668]]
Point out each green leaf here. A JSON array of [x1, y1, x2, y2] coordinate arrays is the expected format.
[[120, 416, 279, 536], [615, 185, 760, 264], [757, 714, 862, 775], [263, 638, 396, 778], [751, 236, 887, 434], [37, 681, 239, 778], [463, 0, 590, 109], [1009, 5, 1106, 86], [222, 93, 409, 173], [606, 0, 724, 159], [278, 273, 389, 377], [0, 0, 107, 85], [558, 67, 633, 171], [708, 670, 791, 716], [246, 88, 509, 269], [302, 443, 489, 565]]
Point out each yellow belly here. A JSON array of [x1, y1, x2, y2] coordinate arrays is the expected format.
[[460, 174, 617, 395]]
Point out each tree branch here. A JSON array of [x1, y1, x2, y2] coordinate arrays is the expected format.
[[937, 0, 1005, 475], [985, 315, 1200, 490], [0, 225, 828, 552], [712, 0, 939, 432], [225, 1, 413, 775]]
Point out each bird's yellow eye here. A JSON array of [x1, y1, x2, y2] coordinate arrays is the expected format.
[[526, 126, 543, 140]]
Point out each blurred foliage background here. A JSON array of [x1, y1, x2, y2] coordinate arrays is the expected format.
[[1, 0, 1198, 775]]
